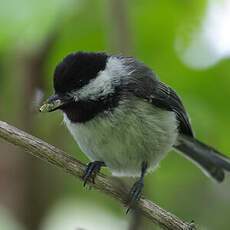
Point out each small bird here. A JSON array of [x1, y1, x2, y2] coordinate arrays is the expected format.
[[40, 51, 230, 210]]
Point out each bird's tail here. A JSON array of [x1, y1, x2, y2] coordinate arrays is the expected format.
[[175, 135, 230, 182]]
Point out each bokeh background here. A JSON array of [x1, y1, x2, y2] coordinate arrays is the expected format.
[[0, 0, 230, 229]]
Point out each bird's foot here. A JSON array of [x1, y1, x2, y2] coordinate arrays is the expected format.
[[126, 178, 144, 214], [82, 161, 105, 186]]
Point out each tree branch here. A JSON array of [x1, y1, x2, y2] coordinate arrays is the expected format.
[[0, 121, 196, 230]]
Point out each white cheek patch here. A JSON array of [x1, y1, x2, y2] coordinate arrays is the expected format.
[[77, 69, 114, 100], [70, 57, 129, 101]]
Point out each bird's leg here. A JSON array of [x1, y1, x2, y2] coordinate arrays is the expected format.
[[126, 161, 148, 213], [82, 161, 105, 186]]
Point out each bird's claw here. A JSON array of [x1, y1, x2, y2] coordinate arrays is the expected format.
[[126, 179, 144, 214], [82, 161, 104, 186]]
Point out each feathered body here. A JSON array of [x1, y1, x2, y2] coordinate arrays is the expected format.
[[64, 100, 178, 177], [48, 52, 230, 182], [62, 56, 177, 176]]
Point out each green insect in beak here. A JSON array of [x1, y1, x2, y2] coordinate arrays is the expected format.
[[39, 94, 69, 112]]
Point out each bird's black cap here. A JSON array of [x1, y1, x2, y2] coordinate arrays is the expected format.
[[51, 51, 121, 123], [54, 51, 108, 94]]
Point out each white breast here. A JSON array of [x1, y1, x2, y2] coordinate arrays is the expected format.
[[64, 99, 178, 177]]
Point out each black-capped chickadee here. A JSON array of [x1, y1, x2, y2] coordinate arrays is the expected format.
[[40, 52, 230, 210]]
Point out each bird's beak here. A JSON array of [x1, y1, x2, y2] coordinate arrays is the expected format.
[[39, 94, 70, 112]]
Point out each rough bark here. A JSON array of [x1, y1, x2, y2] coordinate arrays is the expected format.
[[0, 121, 197, 230]]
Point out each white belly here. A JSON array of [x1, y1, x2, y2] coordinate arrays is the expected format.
[[64, 99, 178, 177]]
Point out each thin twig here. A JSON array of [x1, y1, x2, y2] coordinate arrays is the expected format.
[[0, 121, 196, 230]]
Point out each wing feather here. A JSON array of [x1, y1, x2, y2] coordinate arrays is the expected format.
[[153, 81, 194, 137], [126, 72, 193, 137]]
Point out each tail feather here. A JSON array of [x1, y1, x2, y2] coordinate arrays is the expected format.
[[175, 135, 230, 182]]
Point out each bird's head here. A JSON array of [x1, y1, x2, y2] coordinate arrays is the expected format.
[[40, 51, 124, 122]]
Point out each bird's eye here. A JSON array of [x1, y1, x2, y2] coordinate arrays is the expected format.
[[78, 79, 85, 88]]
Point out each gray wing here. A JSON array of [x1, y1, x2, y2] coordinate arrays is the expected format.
[[123, 59, 194, 137], [150, 81, 194, 137]]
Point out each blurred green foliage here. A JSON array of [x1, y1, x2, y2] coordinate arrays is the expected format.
[[0, 0, 230, 229]]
